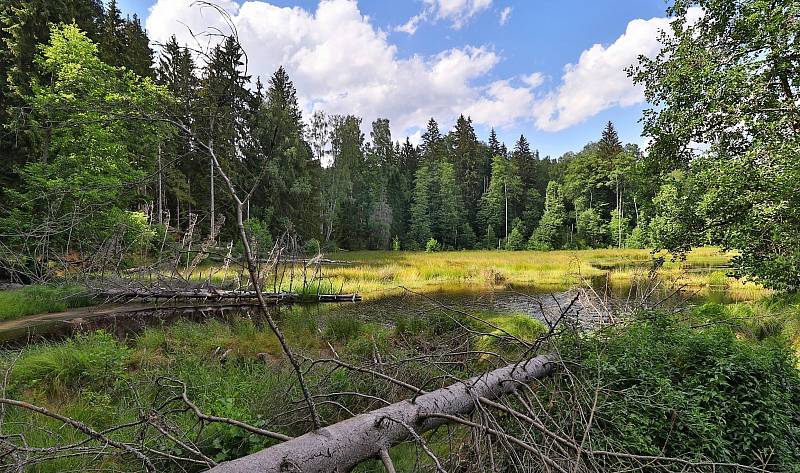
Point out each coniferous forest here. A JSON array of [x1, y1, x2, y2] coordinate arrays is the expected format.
[[2, 0, 653, 261]]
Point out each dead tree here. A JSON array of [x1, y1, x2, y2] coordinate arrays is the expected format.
[[208, 354, 557, 472]]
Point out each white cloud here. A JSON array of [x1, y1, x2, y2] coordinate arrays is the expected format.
[[521, 72, 545, 88], [394, 12, 425, 34], [147, 0, 500, 137], [499, 6, 511, 26], [146, 0, 695, 140], [464, 80, 535, 128], [395, 0, 492, 33], [426, 0, 493, 29], [532, 7, 701, 132]]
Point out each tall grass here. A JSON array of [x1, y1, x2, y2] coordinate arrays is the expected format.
[[0, 284, 92, 321]]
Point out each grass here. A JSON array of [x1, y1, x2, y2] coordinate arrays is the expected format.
[[693, 293, 800, 362], [180, 246, 764, 303], [0, 284, 92, 321], [303, 247, 765, 301]]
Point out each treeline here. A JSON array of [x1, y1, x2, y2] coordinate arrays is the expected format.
[[0, 0, 661, 258]]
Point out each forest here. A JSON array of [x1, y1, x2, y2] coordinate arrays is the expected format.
[[0, 0, 799, 472]]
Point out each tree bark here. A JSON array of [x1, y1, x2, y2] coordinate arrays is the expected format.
[[207, 353, 557, 473]]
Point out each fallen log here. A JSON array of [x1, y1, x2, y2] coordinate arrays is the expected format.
[[95, 288, 361, 303], [206, 353, 557, 473]]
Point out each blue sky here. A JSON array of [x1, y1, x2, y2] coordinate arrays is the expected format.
[[117, 0, 675, 157]]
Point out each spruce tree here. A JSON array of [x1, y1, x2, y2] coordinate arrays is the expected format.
[[528, 181, 566, 250], [99, 0, 125, 67], [408, 165, 432, 247], [121, 13, 153, 77], [450, 115, 484, 230], [434, 161, 462, 248], [420, 118, 443, 166]]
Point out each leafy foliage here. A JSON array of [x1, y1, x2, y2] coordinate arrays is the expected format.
[[634, 0, 800, 289], [560, 314, 800, 470]]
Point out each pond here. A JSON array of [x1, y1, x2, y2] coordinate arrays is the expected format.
[[0, 269, 757, 346]]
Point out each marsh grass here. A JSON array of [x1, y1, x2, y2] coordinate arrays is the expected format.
[[0, 284, 92, 320], [696, 293, 800, 361], [272, 247, 766, 301]]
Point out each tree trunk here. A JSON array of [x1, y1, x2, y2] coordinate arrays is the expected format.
[[207, 354, 557, 473]]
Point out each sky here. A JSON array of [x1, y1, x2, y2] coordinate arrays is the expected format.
[[116, 0, 678, 158]]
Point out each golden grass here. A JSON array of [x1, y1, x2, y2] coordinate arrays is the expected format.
[[308, 247, 766, 301], [179, 247, 766, 302]]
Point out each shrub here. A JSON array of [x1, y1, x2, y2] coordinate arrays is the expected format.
[[425, 238, 441, 253], [304, 238, 321, 255], [558, 314, 800, 470], [625, 225, 647, 249], [505, 225, 526, 251], [392, 236, 401, 251], [235, 219, 273, 257]]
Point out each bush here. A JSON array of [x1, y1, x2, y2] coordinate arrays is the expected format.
[[505, 225, 526, 251], [236, 219, 273, 258], [304, 238, 321, 255], [559, 314, 800, 470], [425, 238, 441, 253], [626, 225, 647, 249], [392, 236, 401, 251]]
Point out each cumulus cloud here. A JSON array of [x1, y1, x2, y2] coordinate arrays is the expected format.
[[147, 0, 500, 136], [521, 72, 545, 88], [532, 7, 702, 132], [464, 80, 535, 128], [146, 0, 692, 140], [395, 0, 492, 34], [499, 6, 511, 26]]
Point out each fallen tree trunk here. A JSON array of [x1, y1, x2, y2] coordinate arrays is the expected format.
[[96, 288, 361, 303], [207, 353, 557, 473]]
